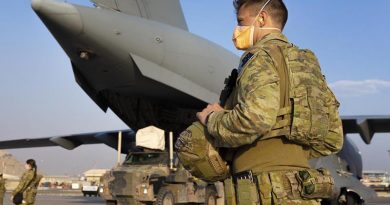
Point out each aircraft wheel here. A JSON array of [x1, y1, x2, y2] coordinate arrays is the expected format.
[[155, 188, 175, 205], [204, 188, 217, 205], [345, 193, 363, 205], [106, 200, 117, 205]]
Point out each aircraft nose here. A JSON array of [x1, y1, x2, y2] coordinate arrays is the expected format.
[[31, 0, 83, 36]]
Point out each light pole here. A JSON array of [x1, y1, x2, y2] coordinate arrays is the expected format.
[[387, 150, 390, 177]]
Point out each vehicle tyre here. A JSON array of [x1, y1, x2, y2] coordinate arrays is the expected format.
[[106, 200, 117, 205], [155, 188, 175, 205], [346, 193, 363, 205], [204, 188, 217, 205]]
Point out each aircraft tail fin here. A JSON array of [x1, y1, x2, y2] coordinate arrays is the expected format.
[[91, 0, 188, 30]]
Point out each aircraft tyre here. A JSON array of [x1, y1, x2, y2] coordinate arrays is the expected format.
[[204, 187, 217, 205], [106, 200, 117, 205], [345, 193, 363, 205], [155, 187, 175, 205]]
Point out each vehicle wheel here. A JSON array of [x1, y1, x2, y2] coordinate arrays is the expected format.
[[106, 200, 117, 205], [346, 193, 363, 205], [155, 188, 175, 205], [204, 188, 217, 205], [320, 198, 332, 205], [83, 193, 86, 197]]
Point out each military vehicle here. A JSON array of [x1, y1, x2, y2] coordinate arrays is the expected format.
[[1, 0, 390, 204], [101, 151, 222, 205], [98, 127, 223, 205], [82, 183, 101, 197]]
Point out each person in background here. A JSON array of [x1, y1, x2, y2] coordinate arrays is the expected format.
[[11, 159, 41, 205], [0, 173, 5, 205]]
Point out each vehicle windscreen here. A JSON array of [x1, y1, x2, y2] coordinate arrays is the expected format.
[[124, 152, 167, 165]]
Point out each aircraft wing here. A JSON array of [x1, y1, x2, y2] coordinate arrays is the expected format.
[[1, 116, 388, 153], [90, 0, 188, 30], [341, 115, 390, 144], [0, 130, 135, 154]]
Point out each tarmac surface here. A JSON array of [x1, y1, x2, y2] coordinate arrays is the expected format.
[[364, 198, 390, 205], [2, 193, 390, 205], [2, 193, 105, 205]]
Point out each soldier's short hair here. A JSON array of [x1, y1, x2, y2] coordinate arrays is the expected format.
[[233, 0, 288, 29]]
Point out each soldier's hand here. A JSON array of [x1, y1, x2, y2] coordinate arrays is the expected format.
[[197, 103, 223, 125]]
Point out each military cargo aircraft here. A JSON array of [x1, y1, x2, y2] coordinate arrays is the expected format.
[[1, 0, 390, 204]]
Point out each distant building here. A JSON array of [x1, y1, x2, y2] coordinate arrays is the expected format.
[[41, 175, 81, 188], [362, 170, 390, 191]]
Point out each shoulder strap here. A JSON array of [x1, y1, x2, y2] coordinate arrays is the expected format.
[[262, 45, 292, 139], [271, 45, 290, 108]]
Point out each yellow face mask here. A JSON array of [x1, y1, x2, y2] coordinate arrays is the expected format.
[[232, 26, 255, 51], [232, 25, 281, 50]]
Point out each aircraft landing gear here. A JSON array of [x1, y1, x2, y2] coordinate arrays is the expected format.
[[337, 192, 363, 205], [345, 193, 363, 205]]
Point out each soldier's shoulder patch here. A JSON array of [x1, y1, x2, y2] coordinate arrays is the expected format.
[[238, 52, 255, 73]]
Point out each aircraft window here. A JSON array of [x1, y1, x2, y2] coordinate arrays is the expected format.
[[124, 152, 168, 165]]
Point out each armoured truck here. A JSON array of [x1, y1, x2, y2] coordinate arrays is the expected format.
[[100, 129, 224, 205]]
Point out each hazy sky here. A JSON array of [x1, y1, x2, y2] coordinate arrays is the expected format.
[[0, 0, 390, 175]]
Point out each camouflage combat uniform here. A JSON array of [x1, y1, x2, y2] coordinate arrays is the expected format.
[[207, 32, 320, 205], [0, 176, 5, 205], [12, 170, 39, 205], [27, 174, 43, 205]]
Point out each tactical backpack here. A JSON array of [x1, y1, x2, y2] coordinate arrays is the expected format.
[[261, 44, 344, 158]]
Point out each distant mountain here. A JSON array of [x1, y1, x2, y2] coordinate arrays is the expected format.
[[0, 150, 25, 177]]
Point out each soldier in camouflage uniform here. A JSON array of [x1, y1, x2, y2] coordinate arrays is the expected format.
[[197, 0, 330, 204], [0, 173, 5, 205], [11, 159, 39, 205]]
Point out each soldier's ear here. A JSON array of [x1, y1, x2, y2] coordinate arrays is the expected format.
[[258, 11, 268, 27]]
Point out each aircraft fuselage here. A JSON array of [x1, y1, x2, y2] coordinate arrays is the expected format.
[[33, 0, 238, 132]]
